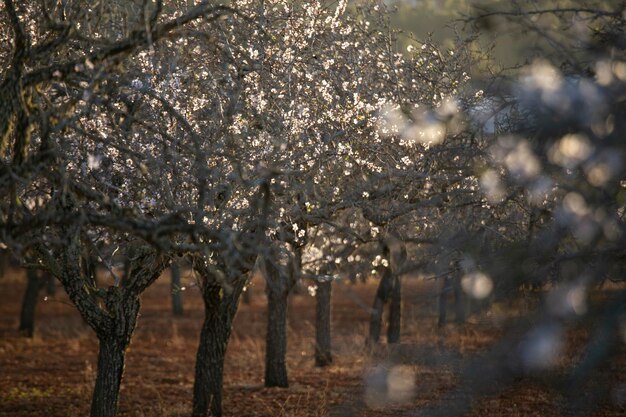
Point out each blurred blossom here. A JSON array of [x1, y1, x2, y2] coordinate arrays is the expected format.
[[504, 140, 541, 179], [131, 79, 144, 89], [524, 61, 562, 91], [519, 323, 564, 371], [403, 120, 445, 145], [402, 119, 446, 145], [491, 136, 541, 180], [387, 366, 415, 403], [596, 61, 614, 86], [527, 176, 554, 206], [469, 97, 507, 135], [377, 104, 446, 145], [408, 107, 447, 145], [307, 285, 317, 297], [490, 135, 516, 161], [584, 150, 623, 187], [558, 193, 598, 242], [377, 104, 405, 137], [562, 192, 589, 218], [596, 60, 626, 86], [88, 154, 102, 170], [517, 61, 606, 122], [519, 60, 567, 111], [459, 254, 476, 273], [547, 283, 588, 317], [436, 97, 459, 117], [573, 218, 599, 243], [364, 365, 388, 408], [364, 365, 415, 408], [461, 271, 493, 299], [591, 114, 615, 137], [480, 169, 506, 203], [548, 134, 593, 169]]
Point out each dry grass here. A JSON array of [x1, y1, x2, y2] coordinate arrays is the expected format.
[[0, 267, 625, 416]]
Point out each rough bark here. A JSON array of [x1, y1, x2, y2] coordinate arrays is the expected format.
[[261, 251, 293, 388], [192, 276, 244, 417], [265, 286, 289, 387], [368, 267, 393, 345], [387, 275, 402, 344], [90, 288, 141, 417], [19, 268, 43, 337], [39, 237, 165, 417], [90, 335, 128, 417], [170, 263, 184, 316], [315, 277, 332, 367]]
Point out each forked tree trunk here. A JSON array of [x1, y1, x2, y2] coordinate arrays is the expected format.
[[90, 293, 140, 417], [170, 263, 184, 316], [265, 286, 289, 387], [387, 275, 402, 344], [192, 278, 243, 417], [315, 277, 332, 367], [35, 233, 164, 417], [368, 267, 393, 345], [19, 268, 43, 337]]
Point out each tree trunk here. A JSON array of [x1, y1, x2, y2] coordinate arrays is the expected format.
[[45, 272, 57, 296], [192, 297, 227, 416], [41, 238, 164, 417], [262, 252, 293, 389], [438, 276, 451, 327], [368, 268, 393, 345], [265, 287, 289, 387], [170, 264, 184, 316], [19, 268, 43, 337], [387, 275, 402, 344], [90, 335, 127, 417], [315, 278, 332, 367], [192, 318, 226, 417], [192, 270, 245, 417], [89, 288, 141, 417]]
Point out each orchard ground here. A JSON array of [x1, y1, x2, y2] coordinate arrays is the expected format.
[[1, 268, 625, 417]]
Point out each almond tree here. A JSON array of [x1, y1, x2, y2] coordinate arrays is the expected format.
[[224, 1, 486, 368], [0, 2, 260, 416]]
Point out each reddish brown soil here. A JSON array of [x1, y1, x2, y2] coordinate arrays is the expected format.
[[1, 268, 625, 416]]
